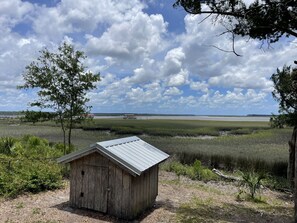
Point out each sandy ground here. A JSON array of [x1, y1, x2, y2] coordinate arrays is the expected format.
[[0, 171, 293, 223]]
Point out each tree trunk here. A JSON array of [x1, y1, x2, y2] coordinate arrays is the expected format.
[[68, 122, 72, 150], [59, 114, 67, 155], [68, 107, 74, 150], [293, 126, 297, 223], [289, 127, 297, 188]]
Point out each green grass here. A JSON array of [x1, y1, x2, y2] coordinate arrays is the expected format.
[[81, 118, 270, 136], [0, 118, 291, 177], [176, 196, 293, 223]]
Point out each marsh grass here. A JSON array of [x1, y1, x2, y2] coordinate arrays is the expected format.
[[0, 119, 291, 177], [80, 118, 270, 137]]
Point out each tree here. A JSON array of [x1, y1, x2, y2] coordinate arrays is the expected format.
[[174, 0, 297, 55], [174, 0, 297, 220], [271, 66, 297, 188], [21, 110, 57, 124], [19, 42, 100, 154]]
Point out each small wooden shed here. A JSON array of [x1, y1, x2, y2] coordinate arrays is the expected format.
[[57, 136, 169, 220]]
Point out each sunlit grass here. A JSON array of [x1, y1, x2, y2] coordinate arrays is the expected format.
[[0, 118, 291, 176]]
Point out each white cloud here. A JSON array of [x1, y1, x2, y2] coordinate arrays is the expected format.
[[32, 0, 146, 41], [162, 47, 185, 77], [199, 88, 268, 109], [167, 69, 189, 86], [126, 82, 162, 105], [131, 58, 156, 84], [0, 0, 33, 31], [85, 12, 167, 61], [164, 87, 183, 96], [190, 80, 209, 93], [0, 0, 295, 114]]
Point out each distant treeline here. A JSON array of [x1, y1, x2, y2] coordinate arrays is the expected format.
[[247, 114, 271, 117], [20, 110, 57, 123]]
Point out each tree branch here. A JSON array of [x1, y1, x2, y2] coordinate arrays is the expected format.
[[207, 44, 242, 56]]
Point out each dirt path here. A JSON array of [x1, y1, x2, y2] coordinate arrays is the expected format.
[[0, 171, 293, 223]]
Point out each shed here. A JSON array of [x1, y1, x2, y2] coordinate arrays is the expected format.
[[57, 136, 169, 220]]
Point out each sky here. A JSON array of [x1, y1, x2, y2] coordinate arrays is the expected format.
[[1, 0, 297, 115]]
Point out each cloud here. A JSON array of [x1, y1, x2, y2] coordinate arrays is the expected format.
[[32, 0, 146, 41], [162, 47, 185, 77], [85, 12, 167, 62], [164, 87, 183, 96], [190, 80, 209, 93], [1, 0, 296, 114], [0, 0, 34, 32], [167, 69, 189, 86]]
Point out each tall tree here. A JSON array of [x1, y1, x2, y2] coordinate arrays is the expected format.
[[174, 0, 297, 221], [19, 42, 100, 154], [271, 66, 297, 187], [174, 0, 297, 54]]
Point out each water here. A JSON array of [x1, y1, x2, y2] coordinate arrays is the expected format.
[[93, 115, 270, 122]]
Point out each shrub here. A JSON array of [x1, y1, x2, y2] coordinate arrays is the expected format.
[[162, 159, 218, 181], [238, 171, 266, 200], [0, 136, 64, 197], [0, 137, 16, 155]]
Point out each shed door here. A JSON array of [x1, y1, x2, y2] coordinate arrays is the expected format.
[[80, 164, 109, 212]]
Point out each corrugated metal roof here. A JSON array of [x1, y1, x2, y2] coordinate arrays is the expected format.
[[57, 136, 169, 176]]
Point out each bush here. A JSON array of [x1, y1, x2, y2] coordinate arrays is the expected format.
[[238, 171, 266, 200], [0, 136, 64, 197], [0, 137, 16, 155], [162, 159, 218, 181]]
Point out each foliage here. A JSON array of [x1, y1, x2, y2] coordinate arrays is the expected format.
[[0, 137, 16, 155], [174, 0, 297, 44], [271, 65, 297, 190], [271, 66, 297, 126], [0, 136, 63, 197], [18, 42, 100, 154], [161, 159, 218, 181], [270, 114, 288, 128], [21, 110, 57, 124], [237, 171, 266, 200]]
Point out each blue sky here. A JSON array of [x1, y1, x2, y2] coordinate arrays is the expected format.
[[1, 0, 297, 115]]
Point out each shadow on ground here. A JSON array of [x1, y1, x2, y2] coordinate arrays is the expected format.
[[52, 200, 173, 223]]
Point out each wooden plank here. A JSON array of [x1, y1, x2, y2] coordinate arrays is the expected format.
[[130, 177, 136, 217], [135, 175, 141, 215], [82, 157, 89, 209], [69, 162, 75, 206], [87, 157, 95, 210], [143, 171, 147, 209], [141, 172, 146, 211], [114, 166, 123, 217], [101, 165, 108, 213], [149, 167, 154, 205], [108, 161, 115, 215], [94, 163, 101, 212], [121, 171, 130, 218], [146, 169, 151, 207], [156, 165, 159, 197], [77, 158, 84, 208]]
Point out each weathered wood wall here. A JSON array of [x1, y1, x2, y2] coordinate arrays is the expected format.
[[69, 153, 109, 212], [69, 152, 159, 220], [107, 161, 132, 218], [130, 165, 158, 218]]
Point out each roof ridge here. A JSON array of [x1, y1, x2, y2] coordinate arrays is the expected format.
[[106, 138, 140, 148]]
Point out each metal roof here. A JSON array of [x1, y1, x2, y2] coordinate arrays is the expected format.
[[57, 136, 169, 176]]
